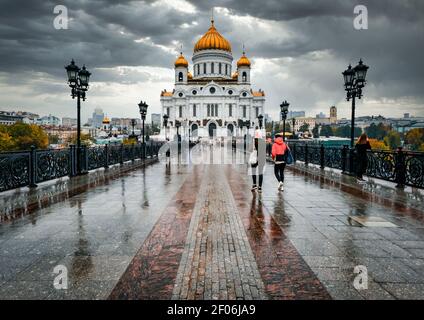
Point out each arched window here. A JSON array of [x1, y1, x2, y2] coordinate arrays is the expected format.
[[203, 63, 206, 74], [178, 72, 183, 82], [219, 63, 222, 74], [211, 62, 214, 74], [225, 64, 228, 76], [242, 71, 247, 82]]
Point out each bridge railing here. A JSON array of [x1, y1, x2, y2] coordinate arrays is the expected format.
[[289, 142, 424, 189], [0, 141, 163, 192]]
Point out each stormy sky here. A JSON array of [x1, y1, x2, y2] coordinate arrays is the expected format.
[[0, 0, 423, 122]]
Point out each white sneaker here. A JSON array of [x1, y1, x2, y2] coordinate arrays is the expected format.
[[278, 182, 283, 191]]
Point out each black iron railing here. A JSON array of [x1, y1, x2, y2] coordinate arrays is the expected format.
[[0, 142, 163, 192], [290, 142, 424, 189]]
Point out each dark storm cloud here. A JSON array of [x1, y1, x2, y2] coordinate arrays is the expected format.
[[0, 0, 423, 117]]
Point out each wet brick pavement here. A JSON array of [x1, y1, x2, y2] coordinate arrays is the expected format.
[[1, 146, 424, 299]]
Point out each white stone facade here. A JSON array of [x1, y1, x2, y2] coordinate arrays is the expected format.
[[160, 27, 265, 140]]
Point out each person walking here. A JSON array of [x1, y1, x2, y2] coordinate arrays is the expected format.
[[250, 136, 265, 193], [266, 136, 272, 157], [271, 134, 288, 191], [355, 133, 371, 181]]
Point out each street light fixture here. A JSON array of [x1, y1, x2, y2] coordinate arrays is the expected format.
[[342, 59, 369, 147], [130, 119, 136, 139], [163, 114, 169, 140], [175, 120, 181, 153], [258, 114, 264, 130], [138, 100, 148, 157], [280, 100, 289, 141], [65, 59, 91, 175]]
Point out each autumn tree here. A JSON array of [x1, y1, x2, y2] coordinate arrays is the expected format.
[[383, 130, 401, 150], [0, 123, 48, 151], [66, 133, 94, 146], [405, 128, 424, 151], [368, 138, 389, 150]]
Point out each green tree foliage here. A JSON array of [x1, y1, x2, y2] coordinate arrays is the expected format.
[[299, 123, 310, 132], [48, 134, 60, 145], [0, 123, 49, 151], [312, 124, 319, 138], [278, 122, 291, 133], [334, 125, 362, 138], [365, 123, 391, 140], [320, 125, 334, 137], [66, 133, 94, 146], [383, 130, 401, 150], [405, 128, 424, 151]]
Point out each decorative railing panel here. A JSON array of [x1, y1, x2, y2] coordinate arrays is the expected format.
[[405, 152, 424, 188], [307, 146, 321, 166], [35, 149, 70, 183], [108, 145, 121, 166], [0, 152, 30, 192], [0, 142, 163, 192], [324, 147, 343, 170], [366, 150, 396, 182], [290, 142, 424, 189], [87, 147, 106, 170]]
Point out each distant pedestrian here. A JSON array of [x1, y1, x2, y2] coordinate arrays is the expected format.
[[355, 133, 371, 181], [271, 134, 288, 191], [266, 136, 272, 157], [254, 126, 263, 139], [250, 137, 266, 193]]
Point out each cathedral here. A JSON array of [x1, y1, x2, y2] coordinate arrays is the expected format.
[[160, 18, 266, 140]]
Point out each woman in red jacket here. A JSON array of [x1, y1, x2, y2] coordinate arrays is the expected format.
[[271, 134, 288, 191]]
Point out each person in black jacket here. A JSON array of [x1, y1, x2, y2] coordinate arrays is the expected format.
[[355, 133, 371, 181]]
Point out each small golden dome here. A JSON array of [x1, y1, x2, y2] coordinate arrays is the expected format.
[[102, 116, 110, 124], [232, 71, 238, 79], [187, 71, 193, 79], [237, 52, 251, 67], [175, 53, 188, 68], [194, 20, 232, 53]]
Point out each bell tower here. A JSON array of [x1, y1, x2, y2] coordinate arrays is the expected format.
[[330, 106, 337, 124]]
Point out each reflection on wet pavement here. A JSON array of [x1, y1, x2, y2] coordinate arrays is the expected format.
[[0, 163, 191, 299], [0, 145, 424, 300]]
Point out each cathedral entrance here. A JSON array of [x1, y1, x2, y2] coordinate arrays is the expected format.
[[227, 124, 234, 136], [191, 124, 198, 137], [208, 123, 217, 137]]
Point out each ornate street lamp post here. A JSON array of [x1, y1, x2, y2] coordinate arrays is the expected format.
[[342, 59, 369, 147], [175, 120, 181, 153], [130, 119, 136, 139], [280, 100, 289, 141], [138, 100, 148, 157], [258, 114, 264, 130], [163, 114, 169, 140], [65, 59, 91, 175]]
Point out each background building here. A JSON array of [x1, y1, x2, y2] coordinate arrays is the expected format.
[[92, 108, 104, 128], [151, 113, 161, 127], [62, 117, 77, 127]]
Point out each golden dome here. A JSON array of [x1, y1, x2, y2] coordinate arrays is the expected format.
[[175, 53, 188, 68], [102, 116, 110, 124], [194, 20, 232, 53], [187, 71, 193, 79], [237, 52, 251, 67]]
